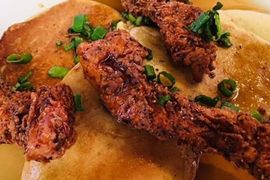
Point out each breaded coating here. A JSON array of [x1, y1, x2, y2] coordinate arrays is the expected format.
[[0, 80, 76, 162], [122, 0, 217, 82], [78, 31, 270, 179]]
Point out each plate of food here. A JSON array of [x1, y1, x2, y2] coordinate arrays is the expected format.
[[0, 0, 270, 180]]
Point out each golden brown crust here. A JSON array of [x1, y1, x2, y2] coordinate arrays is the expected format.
[[78, 31, 270, 179], [0, 81, 76, 162], [122, 0, 217, 82]]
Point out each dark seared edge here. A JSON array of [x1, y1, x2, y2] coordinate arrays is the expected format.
[[0, 79, 76, 162], [78, 31, 270, 179], [122, 0, 217, 82]]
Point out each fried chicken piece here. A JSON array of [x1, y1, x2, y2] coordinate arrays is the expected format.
[[78, 31, 270, 179], [0, 80, 76, 162], [122, 0, 217, 82]]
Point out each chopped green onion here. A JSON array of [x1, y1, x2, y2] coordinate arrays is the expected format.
[[170, 86, 180, 93], [221, 101, 240, 112], [218, 32, 232, 48], [144, 65, 156, 81], [212, 1, 223, 11], [81, 23, 93, 39], [218, 79, 237, 98], [6, 53, 33, 64], [158, 95, 171, 106], [127, 13, 136, 23], [195, 95, 217, 107], [64, 43, 75, 52], [48, 66, 69, 79], [146, 49, 153, 60], [135, 16, 143, 26], [121, 12, 129, 20], [74, 94, 84, 112], [73, 37, 83, 49], [74, 55, 80, 65], [91, 26, 107, 41], [18, 71, 33, 84], [72, 14, 87, 33], [188, 2, 232, 47], [157, 71, 176, 88], [111, 20, 120, 30], [251, 110, 263, 122], [56, 41, 63, 47]]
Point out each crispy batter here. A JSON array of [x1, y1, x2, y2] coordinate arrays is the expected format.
[[78, 31, 270, 179], [0, 80, 76, 162], [122, 0, 217, 82]]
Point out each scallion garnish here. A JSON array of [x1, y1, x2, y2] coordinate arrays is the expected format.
[[158, 95, 171, 106], [218, 79, 237, 98], [74, 55, 80, 64], [48, 66, 69, 79], [170, 86, 180, 93], [195, 95, 217, 107], [6, 53, 33, 64], [74, 94, 84, 112], [157, 71, 176, 88], [251, 110, 263, 122], [221, 101, 240, 112], [91, 26, 108, 41], [188, 2, 232, 47], [135, 16, 143, 26], [146, 48, 153, 61], [13, 71, 34, 91], [111, 20, 121, 30], [72, 14, 87, 33], [127, 13, 136, 23], [144, 65, 156, 81]]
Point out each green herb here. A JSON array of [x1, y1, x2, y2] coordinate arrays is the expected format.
[[64, 37, 83, 51], [72, 14, 87, 33], [64, 43, 75, 52], [48, 66, 69, 79], [251, 110, 263, 122], [135, 16, 143, 26], [13, 71, 34, 91], [170, 86, 180, 93], [188, 2, 232, 47], [6, 53, 33, 64], [221, 101, 240, 112], [146, 48, 153, 60], [195, 95, 217, 107], [91, 26, 108, 41], [56, 40, 63, 47], [74, 55, 80, 64], [158, 95, 171, 106], [74, 94, 84, 112], [127, 13, 136, 23], [144, 65, 156, 81], [111, 20, 121, 30], [121, 12, 129, 20], [218, 79, 237, 98], [157, 71, 176, 88]]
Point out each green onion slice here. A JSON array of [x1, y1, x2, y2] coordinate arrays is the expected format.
[[72, 14, 87, 33], [170, 86, 180, 93], [56, 41, 63, 47], [218, 79, 237, 98], [135, 16, 143, 26], [6, 53, 33, 64], [18, 71, 33, 84], [128, 13, 136, 23], [157, 71, 176, 88], [48, 66, 69, 79], [158, 95, 171, 106], [218, 32, 232, 48], [195, 95, 217, 107], [251, 110, 263, 122], [74, 55, 80, 65], [144, 65, 156, 81], [91, 26, 108, 41], [74, 94, 84, 112], [221, 101, 240, 112], [146, 48, 153, 61]]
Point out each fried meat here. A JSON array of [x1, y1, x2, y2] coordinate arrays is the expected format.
[[122, 0, 217, 82], [0, 79, 76, 162], [78, 31, 270, 179]]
